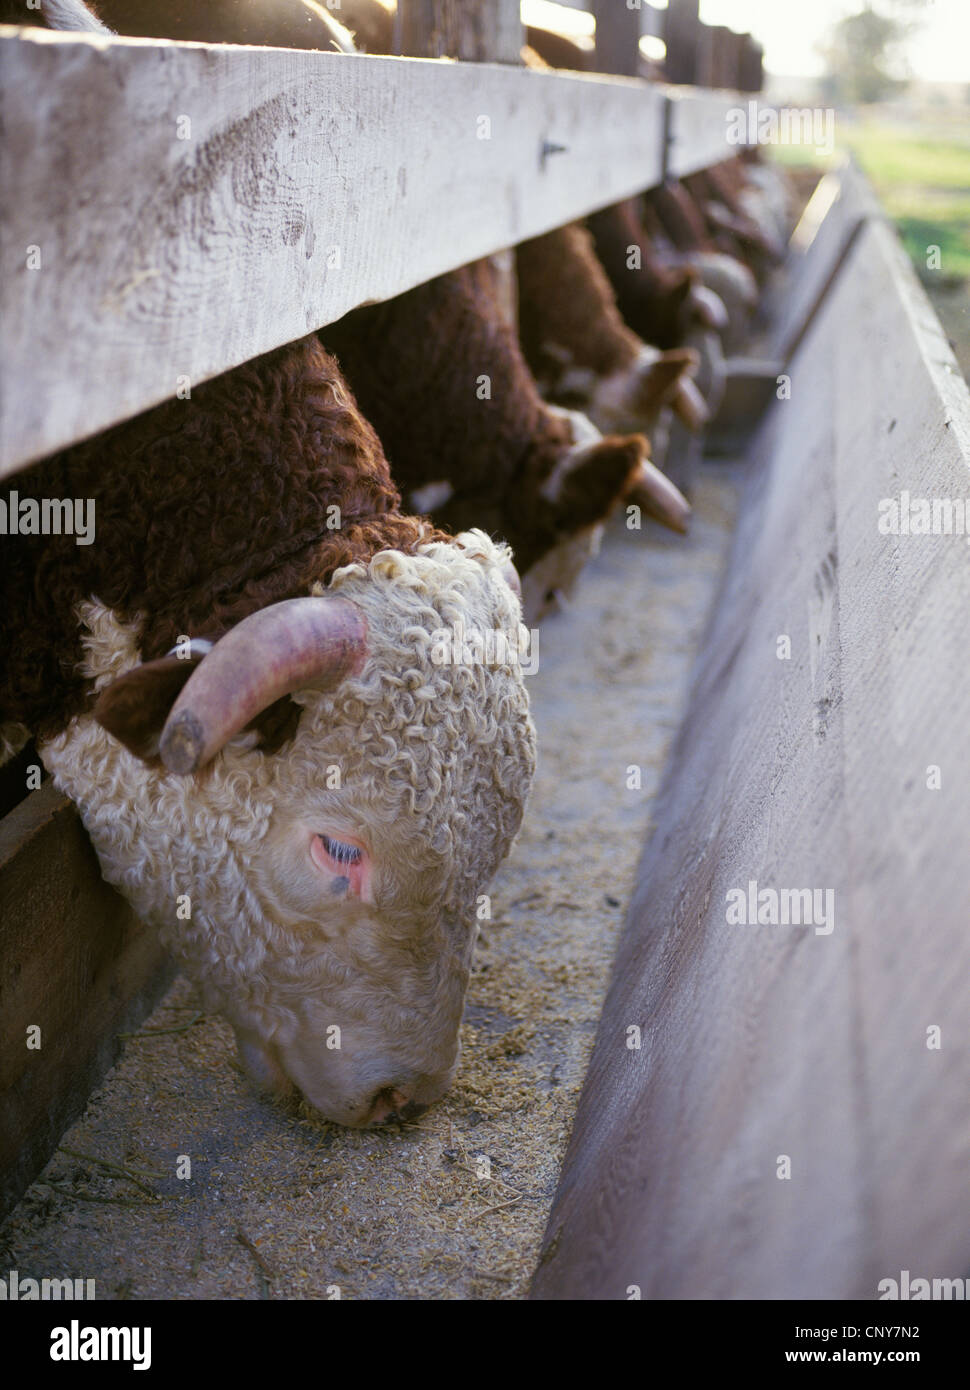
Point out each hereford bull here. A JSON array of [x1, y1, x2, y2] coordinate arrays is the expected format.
[[323, 259, 690, 625], [1, 336, 537, 1127], [514, 222, 708, 440]]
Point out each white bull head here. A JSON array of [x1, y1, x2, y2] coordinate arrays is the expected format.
[[41, 533, 536, 1126]]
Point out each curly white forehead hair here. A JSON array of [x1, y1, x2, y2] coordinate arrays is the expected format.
[[41, 530, 536, 1122]]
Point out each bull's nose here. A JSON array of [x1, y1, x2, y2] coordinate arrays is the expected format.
[[364, 1087, 429, 1126]]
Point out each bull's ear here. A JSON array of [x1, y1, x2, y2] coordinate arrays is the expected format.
[[669, 269, 697, 309], [552, 435, 647, 532], [631, 348, 699, 416], [94, 650, 303, 764], [93, 649, 209, 762]]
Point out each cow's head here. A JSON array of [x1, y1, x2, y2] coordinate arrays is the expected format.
[[519, 408, 690, 624], [41, 532, 536, 1126], [588, 346, 709, 439]]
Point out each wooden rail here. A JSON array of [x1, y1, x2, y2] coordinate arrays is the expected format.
[[0, 26, 749, 476]]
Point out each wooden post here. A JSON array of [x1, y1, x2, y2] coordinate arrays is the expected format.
[[738, 35, 765, 93], [694, 20, 714, 87], [395, 0, 522, 63], [707, 24, 742, 90], [395, 0, 523, 326], [664, 0, 700, 85], [591, 0, 640, 79], [699, 23, 725, 88]]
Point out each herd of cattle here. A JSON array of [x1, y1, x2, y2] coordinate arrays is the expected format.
[[1, 0, 793, 1126]]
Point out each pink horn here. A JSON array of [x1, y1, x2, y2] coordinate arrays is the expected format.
[[159, 597, 368, 775], [623, 458, 692, 536]]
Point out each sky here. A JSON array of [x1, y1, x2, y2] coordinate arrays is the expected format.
[[522, 1, 970, 82], [698, 0, 970, 81]]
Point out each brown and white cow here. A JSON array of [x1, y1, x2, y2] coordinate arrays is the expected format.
[[2, 334, 537, 1127]]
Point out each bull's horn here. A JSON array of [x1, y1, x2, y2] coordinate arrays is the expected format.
[[691, 284, 729, 333], [673, 375, 711, 432], [159, 597, 368, 775], [623, 459, 691, 535]]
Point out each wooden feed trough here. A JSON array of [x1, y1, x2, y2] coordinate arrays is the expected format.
[[532, 165, 970, 1300]]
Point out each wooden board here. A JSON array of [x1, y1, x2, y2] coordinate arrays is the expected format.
[[531, 214, 970, 1300], [0, 28, 741, 476], [766, 158, 885, 363], [0, 783, 172, 1222], [666, 86, 746, 179]]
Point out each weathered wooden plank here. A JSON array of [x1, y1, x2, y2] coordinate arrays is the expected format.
[[531, 196, 970, 1299], [766, 159, 886, 363], [666, 87, 745, 178], [0, 783, 173, 1222], [829, 219, 970, 1286], [0, 29, 739, 476]]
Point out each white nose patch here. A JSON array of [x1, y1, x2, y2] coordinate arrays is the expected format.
[[540, 407, 604, 503]]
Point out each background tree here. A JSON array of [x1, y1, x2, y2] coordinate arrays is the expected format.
[[818, 0, 925, 105]]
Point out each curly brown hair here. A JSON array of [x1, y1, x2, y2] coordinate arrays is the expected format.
[[1, 336, 445, 745]]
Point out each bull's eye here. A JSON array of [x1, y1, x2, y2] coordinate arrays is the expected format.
[[319, 834, 362, 867], [309, 831, 370, 901]]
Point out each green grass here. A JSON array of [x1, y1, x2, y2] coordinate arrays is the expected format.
[[841, 117, 970, 279], [769, 114, 970, 280], [841, 120, 970, 187]]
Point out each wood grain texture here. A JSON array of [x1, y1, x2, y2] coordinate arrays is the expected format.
[[397, 0, 522, 62], [767, 160, 885, 363], [0, 27, 754, 476], [0, 783, 172, 1222], [666, 87, 745, 179], [531, 207, 970, 1300]]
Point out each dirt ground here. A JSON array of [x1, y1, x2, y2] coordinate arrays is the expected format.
[[0, 461, 743, 1301]]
